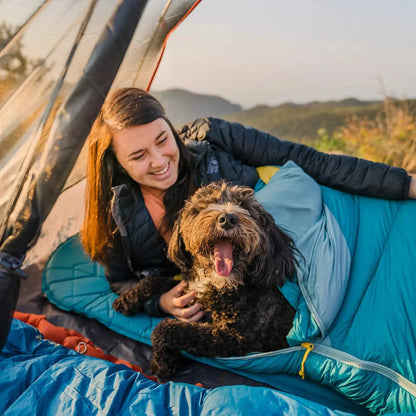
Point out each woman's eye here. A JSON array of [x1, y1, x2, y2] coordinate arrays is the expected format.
[[132, 153, 144, 161], [158, 136, 168, 145]]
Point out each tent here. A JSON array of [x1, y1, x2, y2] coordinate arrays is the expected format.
[[0, 0, 201, 345], [1, 1, 415, 415]]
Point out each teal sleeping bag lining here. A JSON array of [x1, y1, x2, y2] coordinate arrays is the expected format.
[[42, 161, 416, 414]]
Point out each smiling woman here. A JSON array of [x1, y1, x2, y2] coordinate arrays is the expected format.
[[111, 120, 180, 191], [80, 86, 415, 328], [82, 87, 205, 322]]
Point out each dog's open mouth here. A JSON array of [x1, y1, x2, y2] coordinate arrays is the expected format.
[[214, 239, 234, 276]]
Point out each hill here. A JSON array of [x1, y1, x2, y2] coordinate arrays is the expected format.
[[223, 98, 387, 143], [151, 90, 416, 152], [151, 89, 242, 127]]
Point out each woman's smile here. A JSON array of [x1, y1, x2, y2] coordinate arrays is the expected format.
[[151, 161, 170, 176], [111, 118, 180, 191]]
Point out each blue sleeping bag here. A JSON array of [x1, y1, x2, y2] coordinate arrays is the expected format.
[[2, 319, 354, 416], [42, 161, 416, 414]]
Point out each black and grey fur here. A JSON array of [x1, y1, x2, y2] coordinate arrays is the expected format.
[[113, 181, 298, 378]]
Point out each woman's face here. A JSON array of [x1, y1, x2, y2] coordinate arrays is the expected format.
[[111, 118, 180, 191]]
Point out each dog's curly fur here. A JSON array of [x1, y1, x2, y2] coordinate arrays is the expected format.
[[113, 181, 298, 378]]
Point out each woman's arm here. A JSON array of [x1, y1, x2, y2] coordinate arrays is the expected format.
[[105, 239, 203, 320], [181, 118, 412, 200]]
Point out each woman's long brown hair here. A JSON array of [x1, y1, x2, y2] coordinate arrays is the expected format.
[[81, 88, 195, 265]]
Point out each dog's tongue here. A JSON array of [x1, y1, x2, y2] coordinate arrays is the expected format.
[[214, 239, 233, 276]]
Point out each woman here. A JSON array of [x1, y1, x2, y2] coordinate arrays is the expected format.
[[82, 88, 416, 322]]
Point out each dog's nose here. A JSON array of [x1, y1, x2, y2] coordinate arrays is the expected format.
[[218, 213, 238, 230]]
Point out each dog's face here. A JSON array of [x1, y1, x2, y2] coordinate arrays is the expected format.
[[168, 182, 297, 291]]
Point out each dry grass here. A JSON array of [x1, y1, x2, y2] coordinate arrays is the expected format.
[[315, 98, 416, 174]]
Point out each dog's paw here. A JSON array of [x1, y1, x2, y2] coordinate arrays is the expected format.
[[150, 353, 177, 378]]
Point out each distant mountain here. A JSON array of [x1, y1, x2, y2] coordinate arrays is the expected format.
[[151, 89, 416, 145], [151, 89, 242, 127], [223, 98, 387, 143]]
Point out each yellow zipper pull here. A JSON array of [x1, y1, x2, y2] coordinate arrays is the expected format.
[[299, 342, 314, 380]]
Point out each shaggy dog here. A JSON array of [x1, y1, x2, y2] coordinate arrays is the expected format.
[[113, 181, 298, 377]]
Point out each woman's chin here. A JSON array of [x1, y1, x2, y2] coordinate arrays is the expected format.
[[148, 171, 178, 190]]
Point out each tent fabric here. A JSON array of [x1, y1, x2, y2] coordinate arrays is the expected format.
[[0, 0, 201, 258], [42, 162, 416, 414], [1, 0, 145, 254], [1, 318, 357, 416]]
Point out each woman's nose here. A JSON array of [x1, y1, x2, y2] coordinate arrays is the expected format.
[[149, 148, 165, 167]]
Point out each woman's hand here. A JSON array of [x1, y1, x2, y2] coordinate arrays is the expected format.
[[159, 280, 204, 322]]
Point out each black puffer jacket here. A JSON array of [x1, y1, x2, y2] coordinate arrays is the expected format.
[[182, 118, 411, 199], [107, 117, 411, 313]]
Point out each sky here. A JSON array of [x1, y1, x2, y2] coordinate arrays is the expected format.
[[151, 0, 416, 108]]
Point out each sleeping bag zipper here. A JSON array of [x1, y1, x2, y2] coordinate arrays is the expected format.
[[218, 343, 416, 397], [310, 343, 416, 396]]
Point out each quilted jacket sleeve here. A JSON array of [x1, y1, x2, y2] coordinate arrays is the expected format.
[[104, 234, 137, 283], [180, 117, 411, 200]]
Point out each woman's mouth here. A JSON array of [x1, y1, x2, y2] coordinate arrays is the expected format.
[[152, 162, 170, 176]]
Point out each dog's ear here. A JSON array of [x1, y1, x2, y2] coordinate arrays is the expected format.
[[249, 208, 298, 288], [167, 219, 193, 272]]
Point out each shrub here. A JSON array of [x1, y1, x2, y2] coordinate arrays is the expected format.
[[314, 98, 416, 173]]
